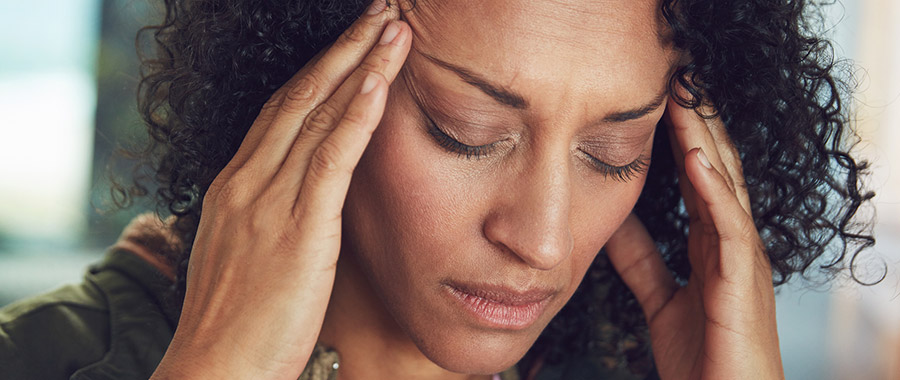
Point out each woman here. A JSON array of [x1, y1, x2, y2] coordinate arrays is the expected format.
[[0, 0, 873, 379]]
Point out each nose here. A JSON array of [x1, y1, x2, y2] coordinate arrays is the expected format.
[[482, 155, 574, 270]]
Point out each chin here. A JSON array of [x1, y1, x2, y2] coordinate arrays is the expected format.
[[408, 325, 541, 374], [380, 289, 555, 374]]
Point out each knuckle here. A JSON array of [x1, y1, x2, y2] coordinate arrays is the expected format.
[[308, 139, 347, 179], [206, 171, 230, 195], [210, 180, 245, 210], [643, 284, 672, 313], [619, 249, 654, 280], [247, 209, 267, 233], [337, 21, 371, 46], [303, 102, 341, 136], [212, 167, 264, 209], [340, 106, 369, 129], [357, 58, 386, 76], [259, 95, 283, 116], [283, 73, 322, 108]]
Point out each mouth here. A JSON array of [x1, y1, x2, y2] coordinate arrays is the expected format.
[[441, 281, 556, 330]]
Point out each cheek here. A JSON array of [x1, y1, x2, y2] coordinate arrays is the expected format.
[[564, 187, 640, 288], [344, 86, 480, 282], [567, 144, 654, 287]]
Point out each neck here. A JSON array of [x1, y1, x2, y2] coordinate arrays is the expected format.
[[317, 251, 494, 380]]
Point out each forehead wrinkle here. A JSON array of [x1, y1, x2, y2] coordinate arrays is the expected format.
[[399, 1, 450, 50], [401, 0, 680, 125], [521, 3, 634, 38], [401, 4, 532, 111], [405, 0, 673, 70], [503, 0, 667, 50]]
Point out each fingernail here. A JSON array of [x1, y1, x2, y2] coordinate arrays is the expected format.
[[380, 21, 400, 44], [360, 73, 378, 94], [697, 148, 712, 169], [367, 0, 387, 15]]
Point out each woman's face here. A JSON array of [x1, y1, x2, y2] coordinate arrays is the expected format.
[[342, 0, 677, 373]]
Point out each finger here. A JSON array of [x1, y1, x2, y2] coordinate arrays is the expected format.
[[293, 73, 387, 225], [606, 214, 678, 323], [665, 85, 736, 194], [665, 89, 748, 276], [664, 119, 699, 219], [666, 102, 715, 277], [705, 117, 752, 215], [275, 20, 411, 190], [222, 47, 327, 179], [684, 147, 760, 280], [226, 0, 398, 177]]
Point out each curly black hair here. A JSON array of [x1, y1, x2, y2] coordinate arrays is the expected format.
[[124, 0, 875, 376]]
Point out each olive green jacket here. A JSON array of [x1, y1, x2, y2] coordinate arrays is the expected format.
[[0, 218, 657, 380]]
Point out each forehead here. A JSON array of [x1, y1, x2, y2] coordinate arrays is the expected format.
[[403, 0, 676, 109]]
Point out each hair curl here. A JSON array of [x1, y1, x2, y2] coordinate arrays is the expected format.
[[126, 0, 875, 376]]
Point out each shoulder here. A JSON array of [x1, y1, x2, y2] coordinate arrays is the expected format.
[[0, 249, 176, 380], [0, 280, 109, 379]]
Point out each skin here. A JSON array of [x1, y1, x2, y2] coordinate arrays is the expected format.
[[328, 0, 671, 377], [150, 0, 784, 379]]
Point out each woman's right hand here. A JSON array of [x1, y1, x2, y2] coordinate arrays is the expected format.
[[150, 1, 411, 379]]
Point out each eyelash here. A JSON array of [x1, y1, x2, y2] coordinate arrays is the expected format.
[[424, 117, 649, 182], [580, 152, 650, 182], [425, 116, 500, 159]]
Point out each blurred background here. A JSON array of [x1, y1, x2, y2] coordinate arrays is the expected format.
[[0, 0, 898, 378]]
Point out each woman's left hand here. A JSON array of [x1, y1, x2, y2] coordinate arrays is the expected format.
[[605, 89, 785, 380]]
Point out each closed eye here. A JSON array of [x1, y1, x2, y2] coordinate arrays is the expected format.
[[578, 150, 650, 182], [424, 115, 499, 159], [427, 115, 649, 182]]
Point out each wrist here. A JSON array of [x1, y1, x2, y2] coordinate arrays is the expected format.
[[152, 333, 266, 380]]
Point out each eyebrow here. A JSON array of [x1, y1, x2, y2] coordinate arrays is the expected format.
[[421, 52, 529, 109], [420, 52, 667, 123], [601, 92, 668, 123]]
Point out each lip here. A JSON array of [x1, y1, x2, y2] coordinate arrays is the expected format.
[[441, 281, 556, 330]]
